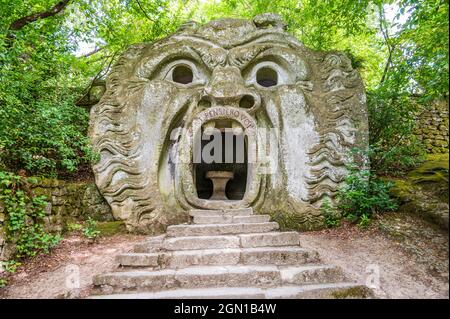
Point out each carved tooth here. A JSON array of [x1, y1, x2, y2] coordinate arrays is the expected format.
[[203, 121, 216, 135], [232, 121, 243, 135]]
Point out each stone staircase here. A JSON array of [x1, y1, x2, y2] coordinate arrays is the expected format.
[[90, 208, 372, 299]]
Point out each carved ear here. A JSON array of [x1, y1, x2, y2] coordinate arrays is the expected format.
[[253, 13, 287, 31], [177, 20, 199, 33]]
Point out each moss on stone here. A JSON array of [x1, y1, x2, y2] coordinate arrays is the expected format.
[[388, 153, 449, 201], [408, 153, 448, 179], [331, 286, 372, 299], [97, 221, 128, 236], [386, 153, 449, 229], [388, 179, 414, 199]]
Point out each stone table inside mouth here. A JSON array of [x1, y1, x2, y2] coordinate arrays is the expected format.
[[206, 171, 235, 200]]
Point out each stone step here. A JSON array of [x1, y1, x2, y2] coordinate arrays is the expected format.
[[117, 246, 320, 268], [265, 283, 373, 299], [189, 208, 253, 217], [133, 235, 165, 253], [166, 222, 279, 237], [93, 265, 345, 294], [133, 232, 300, 252], [280, 265, 347, 284], [193, 214, 270, 224], [163, 235, 240, 251], [90, 287, 266, 299], [90, 283, 372, 299], [239, 232, 300, 248], [94, 265, 282, 293]]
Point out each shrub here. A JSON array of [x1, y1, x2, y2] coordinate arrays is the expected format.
[[336, 152, 398, 226], [83, 217, 100, 241], [367, 88, 427, 176], [0, 99, 96, 177], [67, 222, 83, 232], [0, 171, 61, 259], [320, 199, 341, 228]]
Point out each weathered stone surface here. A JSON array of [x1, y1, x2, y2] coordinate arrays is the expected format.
[[414, 98, 449, 154], [239, 231, 300, 247], [166, 222, 279, 237], [94, 265, 282, 292], [239, 247, 319, 265], [90, 284, 373, 299], [167, 249, 241, 268], [279, 265, 347, 284], [163, 235, 240, 251], [133, 235, 165, 253], [117, 246, 320, 268], [388, 153, 449, 229], [138, 232, 301, 252], [189, 208, 253, 217], [89, 14, 369, 232], [116, 253, 159, 267], [90, 206, 370, 298], [93, 264, 365, 295], [90, 287, 266, 299], [193, 214, 270, 224], [265, 283, 373, 299]]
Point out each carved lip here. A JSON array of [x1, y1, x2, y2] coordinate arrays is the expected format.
[[176, 106, 262, 210]]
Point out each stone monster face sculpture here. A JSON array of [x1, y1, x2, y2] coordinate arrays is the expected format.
[[89, 14, 368, 233]]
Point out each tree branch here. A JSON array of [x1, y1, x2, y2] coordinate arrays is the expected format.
[[76, 51, 119, 107], [79, 46, 105, 58], [378, 4, 396, 85], [134, 0, 155, 22], [8, 0, 71, 31]]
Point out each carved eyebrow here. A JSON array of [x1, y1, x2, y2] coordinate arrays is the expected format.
[[165, 37, 227, 69], [136, 45, 208, 78], [136, 39, 227, 78], [229, 43, 310, 80], [228, 44, 274, 69]]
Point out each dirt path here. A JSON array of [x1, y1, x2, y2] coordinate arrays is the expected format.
[[1, 213, 448, 299], [0, 234, 145, 299], [300, 216, 449, 299]]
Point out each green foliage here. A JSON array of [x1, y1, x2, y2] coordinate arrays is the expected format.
[[1, 260, 21, 273], [83, 217, 100, 240], [336, 150, 398, 225], [0, 0, 97, 177], [0, 0, 447, 179], [0, 277, 7, 288], [366, 0, 448, 175], [366, 91, 427, 175], [320, 199, 341, 228], [0, 171, 60, 259], [67, 222, 83, 232]]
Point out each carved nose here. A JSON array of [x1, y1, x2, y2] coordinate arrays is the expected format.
[[200, 66, 261, 112]]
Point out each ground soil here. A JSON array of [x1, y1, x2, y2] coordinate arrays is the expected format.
[[0, 212, 448, 299], [300, 214, 449, 299], [0, 234, 145, 299]]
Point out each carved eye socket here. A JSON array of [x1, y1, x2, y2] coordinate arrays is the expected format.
[[256, 67, 278, 87], [244, 61, 288, 88], [163, 60, 206, 86], [172, 65, 193, 84]]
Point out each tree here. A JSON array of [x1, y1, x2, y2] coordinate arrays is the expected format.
[[0, 0, 448, 177]]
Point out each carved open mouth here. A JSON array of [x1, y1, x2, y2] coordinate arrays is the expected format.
[[194, 119, 248, 201], [175, 106, 262, 210]]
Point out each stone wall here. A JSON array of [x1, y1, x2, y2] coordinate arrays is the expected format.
[[415, 98, 449, 153], [0, 178, 112, 261], [31, 178, 113, 229]]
